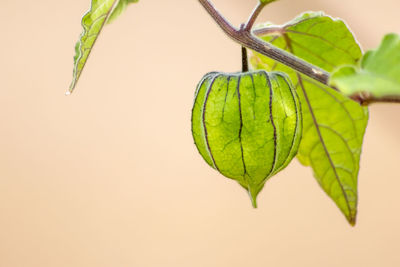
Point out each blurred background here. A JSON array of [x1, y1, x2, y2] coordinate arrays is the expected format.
[[1, 0, 399, 266]]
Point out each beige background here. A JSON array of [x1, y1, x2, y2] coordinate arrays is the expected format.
[[1, 0, 400, 266]]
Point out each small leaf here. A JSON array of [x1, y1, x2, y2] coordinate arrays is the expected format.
[[251, 12, 369, 225], [330, 33, 400, 102], [108, 0, 139, 24], [260, 0, 278, 4], [69, 0, 139, 94]]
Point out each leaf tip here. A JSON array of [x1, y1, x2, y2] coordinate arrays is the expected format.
[[67, 81, 76, 96], [348, 216, 357, 227], [345, 210, 357, 226]]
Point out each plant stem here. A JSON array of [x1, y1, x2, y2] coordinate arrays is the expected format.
[[244, 2, 266, 31], [350, 93, 400, 105], [198, 0, 400, 105], [198, 0, 330, 86], [242, 46, 249, 72]]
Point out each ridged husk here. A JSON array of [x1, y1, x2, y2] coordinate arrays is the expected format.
[[192, 70, 302, 207]]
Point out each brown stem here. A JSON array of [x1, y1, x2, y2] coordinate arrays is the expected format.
[[244, 2, 266, 31], [242, 46, 249, 72], [198, 0, 330, 85], [253, 26, 285, 36], [198, 0, 400, 106], [350, 92, 400, 105]]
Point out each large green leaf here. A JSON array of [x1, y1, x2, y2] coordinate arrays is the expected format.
[[251, 12, 369, 225], [68, 0, 138, 94], [331, 33, 400, 103]]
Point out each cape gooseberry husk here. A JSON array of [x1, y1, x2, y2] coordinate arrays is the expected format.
[[191, 70, 302, 207]]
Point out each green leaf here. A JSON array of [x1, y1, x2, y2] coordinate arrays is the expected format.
[[260, 0, 278, 4], [108, 0, 138, 24], [68, 0, 138, 94], [330, 33, 400, 102], [251, 12, 369, 225]]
